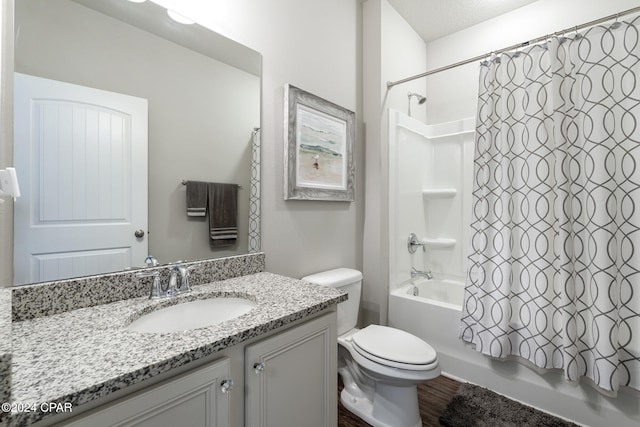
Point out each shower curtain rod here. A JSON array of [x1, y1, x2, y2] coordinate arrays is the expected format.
[[387, 5, 640, 89]]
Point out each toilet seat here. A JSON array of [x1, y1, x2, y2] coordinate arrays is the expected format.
[[351, 325, 437, 371]]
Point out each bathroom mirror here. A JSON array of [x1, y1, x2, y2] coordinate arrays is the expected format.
[[10, 0, 261, 285]]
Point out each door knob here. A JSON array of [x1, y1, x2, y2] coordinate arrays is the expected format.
[[134, 229, 145, 238]]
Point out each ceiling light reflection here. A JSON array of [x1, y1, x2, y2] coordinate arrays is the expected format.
[[167, 9, 195, 25]]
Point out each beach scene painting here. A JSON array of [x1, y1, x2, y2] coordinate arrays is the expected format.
[[284, 84, 354, 201], [295, 103, 347, 190]]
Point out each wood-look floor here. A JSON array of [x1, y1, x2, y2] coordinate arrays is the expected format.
[[337, 375, 461, 427]]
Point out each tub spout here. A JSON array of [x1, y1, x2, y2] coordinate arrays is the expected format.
[[410, 267, 433, 280]]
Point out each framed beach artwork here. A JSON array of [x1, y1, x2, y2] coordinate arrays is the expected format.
[[284, 84, 355, 201]]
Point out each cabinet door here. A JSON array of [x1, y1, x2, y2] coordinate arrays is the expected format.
[[64, 358, 232, 427], [245, 312, 337, 427]]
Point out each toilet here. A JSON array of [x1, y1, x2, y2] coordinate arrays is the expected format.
[[302, 268, 440, 427]]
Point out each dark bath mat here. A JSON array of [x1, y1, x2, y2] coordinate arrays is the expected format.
[[439, 383, 579, 427]]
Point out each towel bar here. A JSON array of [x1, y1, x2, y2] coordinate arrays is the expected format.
[[182, 180, 242, 189]]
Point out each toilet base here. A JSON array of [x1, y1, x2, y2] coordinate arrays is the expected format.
[[340, 377, 422, 427]]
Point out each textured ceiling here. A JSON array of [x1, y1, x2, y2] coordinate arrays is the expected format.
[[386, 0, 539, 42]]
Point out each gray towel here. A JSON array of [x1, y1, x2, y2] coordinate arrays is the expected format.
[[186, 181, 208, 217], [208, 183, 238, 247]]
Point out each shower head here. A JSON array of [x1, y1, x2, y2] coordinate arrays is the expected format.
[[408, 92, 426, 104], [407, 92, 426, 116]]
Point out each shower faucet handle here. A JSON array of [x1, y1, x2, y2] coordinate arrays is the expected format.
[[407, 233, 425, 254]]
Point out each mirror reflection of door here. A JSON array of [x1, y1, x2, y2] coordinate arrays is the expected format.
[[13, 73, 148, 285]]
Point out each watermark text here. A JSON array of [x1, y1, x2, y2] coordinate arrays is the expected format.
[[1, 402, 73, 413]]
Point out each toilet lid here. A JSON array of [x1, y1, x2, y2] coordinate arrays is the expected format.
[[351, 325, 437, 368]]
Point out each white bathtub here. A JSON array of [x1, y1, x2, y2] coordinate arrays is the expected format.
[[388, 277, 638, 427], [391, 278, 463, 311], [389, 278, 465, 371]]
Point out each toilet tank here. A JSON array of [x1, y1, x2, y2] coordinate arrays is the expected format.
[[302, 268, 362, 336]]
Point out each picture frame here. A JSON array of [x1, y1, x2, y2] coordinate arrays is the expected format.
[[284, 84, 355, 201]]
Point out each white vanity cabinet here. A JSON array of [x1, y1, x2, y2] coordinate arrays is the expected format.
[[245, 311, 337, 427], [63, 357, 231, 427], [52, 310, 337, 427]]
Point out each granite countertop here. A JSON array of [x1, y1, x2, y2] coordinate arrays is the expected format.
[[0, 289, 10, 356], [0, 288, 11, 404], [7, 272, 346, 426]]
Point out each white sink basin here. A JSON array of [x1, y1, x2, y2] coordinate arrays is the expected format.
[[128, 297, 257, 333]]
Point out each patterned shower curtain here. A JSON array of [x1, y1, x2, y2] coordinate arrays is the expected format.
[[460, 17, 640, 393]]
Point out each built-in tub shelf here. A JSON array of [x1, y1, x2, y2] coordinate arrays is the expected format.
[[422, 189, 457, 199], [422, 238, 456, 249]]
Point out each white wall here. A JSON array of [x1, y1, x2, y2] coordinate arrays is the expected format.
[[149, 0, 364, 279], [422, 0, 640, 425], [362, 0, 427, 325]]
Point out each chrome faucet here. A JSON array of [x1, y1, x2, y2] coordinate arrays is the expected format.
[[410, 267, 433, 280], [136, 270, 163, 299], [136, 264, 196, 300], [176, 265, 196, 294], [166, 265, 181, 297], [144, 255, 159, 267], [166, 264, 198, 296]]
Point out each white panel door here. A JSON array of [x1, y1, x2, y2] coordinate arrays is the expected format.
[[13, 73, 148, 285]]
